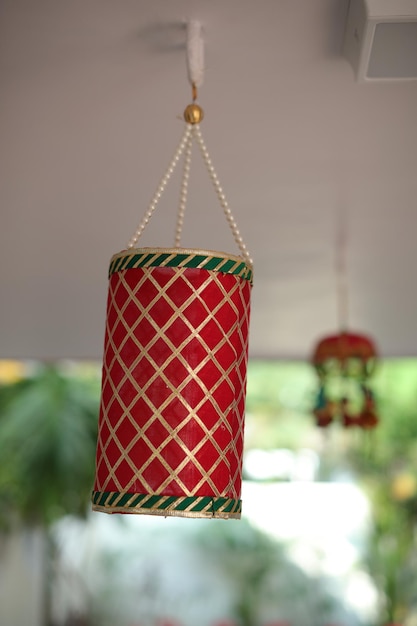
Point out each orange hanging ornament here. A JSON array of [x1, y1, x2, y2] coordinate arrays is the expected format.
[[311, 210, 379, 430]]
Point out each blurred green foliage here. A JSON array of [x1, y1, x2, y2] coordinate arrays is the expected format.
[[246, 358, 417, 625], [245, 360, 317, 451], [0, 363, 100, 527]]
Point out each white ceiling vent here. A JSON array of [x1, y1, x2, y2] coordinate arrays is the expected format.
[[343, 0, 417, 81]]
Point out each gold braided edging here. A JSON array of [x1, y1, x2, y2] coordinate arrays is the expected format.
[[109, 248, 253, 284], [92, 491, 242, 519]]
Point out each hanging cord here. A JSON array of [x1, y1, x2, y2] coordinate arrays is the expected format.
[[127, 124, 192, 249], [175, 132, 193, 247], [127, 19, 252, 267], [336, 205, 349, 331], [193, 125, 252, 265]]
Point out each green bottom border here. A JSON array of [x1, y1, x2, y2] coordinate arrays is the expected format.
[[92, 490, 241, 519]]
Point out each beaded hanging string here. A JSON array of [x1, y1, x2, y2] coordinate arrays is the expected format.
[[126, 20, 252, 267]]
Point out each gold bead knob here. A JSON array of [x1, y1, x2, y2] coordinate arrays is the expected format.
[[184, 104, 204, 125]]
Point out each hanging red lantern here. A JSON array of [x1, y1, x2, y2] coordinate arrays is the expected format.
[[92, 248, 252, 518], [311, 331, 379, 430], [92, 24, 253, 519]]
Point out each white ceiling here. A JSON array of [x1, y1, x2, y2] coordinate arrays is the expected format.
[[1, 0, 417, 361]]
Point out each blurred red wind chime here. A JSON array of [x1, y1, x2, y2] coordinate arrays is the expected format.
[[311, 208, 379, 430], [91, 20, 253, 519]]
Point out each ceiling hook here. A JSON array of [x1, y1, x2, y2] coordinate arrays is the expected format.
[[186, 19, 204, 99]]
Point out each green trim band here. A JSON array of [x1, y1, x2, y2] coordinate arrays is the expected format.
[[108, 248, 253, 284], [92, 490, 242, 519]]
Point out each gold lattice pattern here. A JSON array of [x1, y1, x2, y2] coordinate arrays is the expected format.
[[93, 250, 251, 515]]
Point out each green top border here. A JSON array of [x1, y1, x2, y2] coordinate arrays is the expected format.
[[108, 247, 253, 284]]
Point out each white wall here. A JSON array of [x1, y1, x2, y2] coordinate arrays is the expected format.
[[0, 527, 45, 626]]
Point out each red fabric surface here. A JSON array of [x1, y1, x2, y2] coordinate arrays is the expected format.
[[94, 264, 251, 500]]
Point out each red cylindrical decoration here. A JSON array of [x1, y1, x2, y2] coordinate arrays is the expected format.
[[92, 247, 253, 519]]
